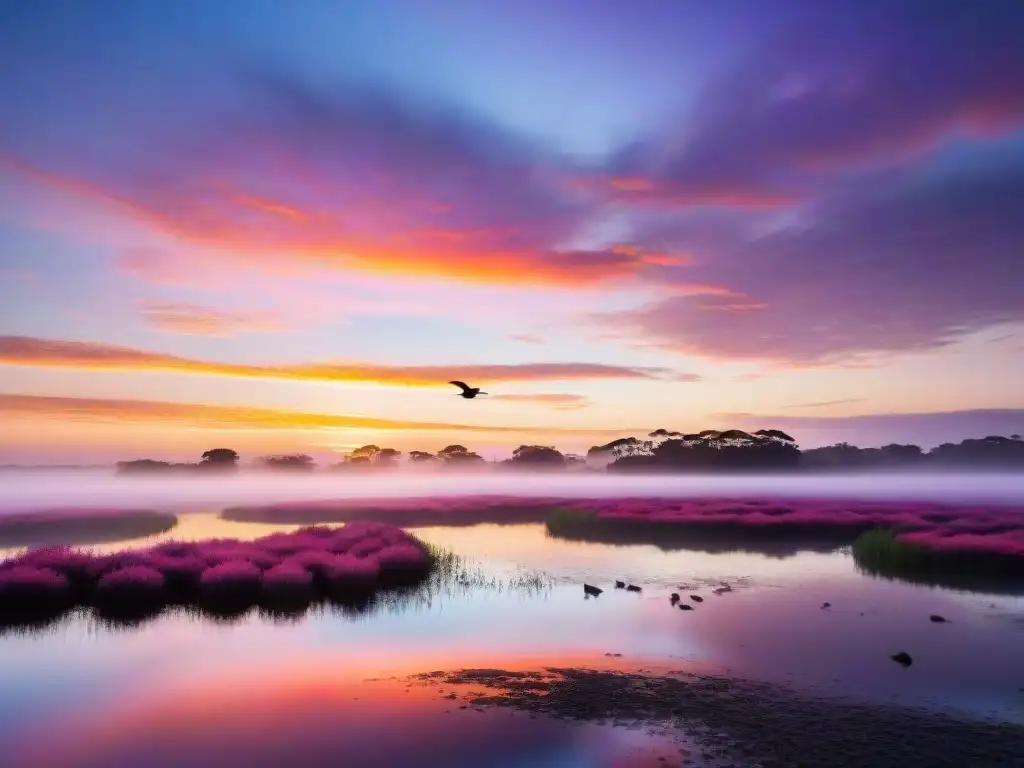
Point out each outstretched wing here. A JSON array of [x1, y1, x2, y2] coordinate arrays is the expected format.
[[449, 380, 473, 393]]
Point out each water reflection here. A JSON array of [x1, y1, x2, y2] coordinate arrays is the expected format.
[[0, 517, 1022, 766], [8, 667, 681, 768]]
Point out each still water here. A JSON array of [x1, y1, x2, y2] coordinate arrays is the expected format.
[[1, 508, 1022, 767]]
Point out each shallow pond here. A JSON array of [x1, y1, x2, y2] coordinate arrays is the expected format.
[[1, 511, 1023, 767]]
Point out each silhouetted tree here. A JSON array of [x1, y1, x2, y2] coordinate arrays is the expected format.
[[438, 444, 485, 465], [200, 448, 239, 465], [375, 448, 402, 467], [348, 445, 381, 462], [927, 435, 1024, 468], [564, 453, 587, 468], [115, 459, 192, 475], [608, 427, 801, 472], [199, 448, 239, 472], [408, 450, 438, 463], [507, 445, 566, 468], [259, 454, 316, 472]]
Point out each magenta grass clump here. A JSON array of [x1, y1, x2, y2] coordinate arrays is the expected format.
[[281, 549, 337, 577], [94, 566, 166, 618], [145, 554, 206, 594], [0, 518, 431, 626], [545, 497, 1024, 560], [199, 560, 263, 614], [261, 563, 315, 613], [0, 566, 71, 618], [9, 545, 95, 586], [324, 555, 380, 599], [375, 544, 432, 586]]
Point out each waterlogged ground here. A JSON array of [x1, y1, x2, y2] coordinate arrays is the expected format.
[[1, 506, 1024, 766]]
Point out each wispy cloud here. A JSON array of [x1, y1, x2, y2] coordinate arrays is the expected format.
[[783, 398, 865, 409], [0, 393, 617, 434], [140, 301, 286, 337], [508, 334, 544, 345], [489, 393, 590, 410], [0, 336, 677, 387]]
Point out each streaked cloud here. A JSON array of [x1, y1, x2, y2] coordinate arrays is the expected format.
[[0, 393, 614, 434], [783, 398, 866, 409], [489, 393, 590, 410], [508, 334, 544, 345], [0, 336, 679, 387], [140, 301, 285, 337]]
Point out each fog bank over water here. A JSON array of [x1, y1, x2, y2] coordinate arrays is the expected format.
[[2, 470, 1024, 514]]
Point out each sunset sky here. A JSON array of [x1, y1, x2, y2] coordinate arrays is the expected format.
[[2, 0, 1023, 463]]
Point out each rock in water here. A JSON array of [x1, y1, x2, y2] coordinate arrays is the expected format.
[[691, 595, 703, 603], [584, 583, 603, 597], [670, 593, 680, 604], [614, 580, 626, 589], [821, 602, 831, 609], [626, 584, 642, 593], [891, 651, 913, 667], [679, 604, 694, 611], [929, 614, 948, 623]]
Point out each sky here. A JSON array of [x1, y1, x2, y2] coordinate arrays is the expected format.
[[1, 0, 1024, 464]]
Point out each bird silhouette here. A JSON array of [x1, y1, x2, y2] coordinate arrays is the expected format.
[[449, 380, 487, 399]]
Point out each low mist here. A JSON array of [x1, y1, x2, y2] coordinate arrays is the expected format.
[[2, 469, 1024, 515]]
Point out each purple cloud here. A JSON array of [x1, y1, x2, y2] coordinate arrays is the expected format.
[[600, 2, 1024, 207], [608, 159, 1024, 362]]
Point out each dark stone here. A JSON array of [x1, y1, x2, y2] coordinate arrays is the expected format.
[[890, 652, 913, 667]]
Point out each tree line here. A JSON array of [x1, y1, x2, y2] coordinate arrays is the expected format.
[[114, 430, 1024, 475]]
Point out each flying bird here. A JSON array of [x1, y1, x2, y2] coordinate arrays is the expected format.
[[449, 380, 487, 399]]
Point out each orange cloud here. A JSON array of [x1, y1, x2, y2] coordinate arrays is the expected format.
[[0, 393, 610, 434], [4, 156, 649, 289], [141, 301, 286, 337], [490, 393, 590, 410], [0, 336, 673, 387]]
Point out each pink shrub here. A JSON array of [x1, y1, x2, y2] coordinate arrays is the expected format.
[[198, 560, 263, 613], [200, 560, 262, 589], [93, 565, 167, 617], [261, 563, 315, 611], [324, 555, 380, 594], [376, 544, 430, 572], [150, 540, 203, 558], [375, 545, 431, 585], [896, 530, 1024, 557], [145, 554, 206, 588], [1, 518, 435, 621], [348, 538, 386, 558], [7, 546, 93, 583], [97, 566, 165, 592], [253, 532, 324, 557], [0, 566, 70, 607], [281, 549, 337, 576], [97, 551, 155, 576], [264, 563, 314, 587]]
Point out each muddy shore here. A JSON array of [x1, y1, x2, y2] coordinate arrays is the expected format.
[[411, 667, 1024, 768]]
